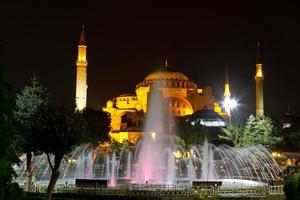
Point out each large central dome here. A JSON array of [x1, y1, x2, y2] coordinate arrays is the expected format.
[[136, 70, 196, 89], [144, 71, 189, 81]]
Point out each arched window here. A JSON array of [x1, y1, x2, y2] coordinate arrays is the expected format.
[[173, 100, 176, 107]]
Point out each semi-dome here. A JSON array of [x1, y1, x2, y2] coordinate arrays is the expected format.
[[186, 109, 225, 127], [144, 71, 189, 81]]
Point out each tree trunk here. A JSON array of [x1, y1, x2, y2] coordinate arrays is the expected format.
[[26, 152, 32, 192], [44, 154, 63, 200]]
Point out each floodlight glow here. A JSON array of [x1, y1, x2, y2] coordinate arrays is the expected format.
[[223, 98, 237, 113]]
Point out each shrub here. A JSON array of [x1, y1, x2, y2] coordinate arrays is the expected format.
[[283, 172, 300, 200]]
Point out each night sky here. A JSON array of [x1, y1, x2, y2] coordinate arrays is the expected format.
[[0, 1, 299, 119]]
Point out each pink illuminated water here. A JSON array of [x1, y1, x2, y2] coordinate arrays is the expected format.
[[14, 83, 282, 188], [135, 85, 175, 185]]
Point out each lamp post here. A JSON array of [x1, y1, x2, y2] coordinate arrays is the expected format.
[[223, 97, 237, 125]]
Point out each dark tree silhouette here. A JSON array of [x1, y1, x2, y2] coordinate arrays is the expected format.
[[175, 120, 206, 147], [31, 104, 110, 200], [0, 45, 24, 199], [80, 107, 110, 146], [14, 74, 48, 191]]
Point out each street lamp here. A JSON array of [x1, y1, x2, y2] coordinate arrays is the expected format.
[[223, 97, 237, 125]]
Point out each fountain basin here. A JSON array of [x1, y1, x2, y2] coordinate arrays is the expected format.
[[220, 179, 267, 188], [192, 180, 222, 187], [75, 179, 108, 188]]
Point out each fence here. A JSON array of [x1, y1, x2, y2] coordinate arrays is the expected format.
[[30, 184, 285, 198], [268, 185, 284, 195]]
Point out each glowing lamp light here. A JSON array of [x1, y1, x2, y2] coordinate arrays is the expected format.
[[271, 152, 277, 157], [67, 158, 76, 164], [222, 97, 238, 125], [173, 150, 182, 159], [150, 131, 156, 140], [223, 98, 238, 113], [271, 152, 282, 158]]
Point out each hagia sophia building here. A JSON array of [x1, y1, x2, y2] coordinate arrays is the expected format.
[[75, 26, 264, 143]]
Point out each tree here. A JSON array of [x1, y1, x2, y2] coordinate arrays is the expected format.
[[276, 118, 300, 152], [169, 134, 186, 149], [219, 121, 244, 147], [242, 115, 282, 149], [14, 74, 48, 191], [31, 104, 110, 200], [175, 120, 205, 147], [283, 172, 300, 200], [210, 137, 234, 147], [80, 108, 110, 146], [280, 127, 300, 152], [0, 44, 24, 199], [109, 139, 135, 154], [219, 115, 282, 149]]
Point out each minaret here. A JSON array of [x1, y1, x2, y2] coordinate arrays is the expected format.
[[165, 59, 168, 69], [255, 42, 264, 116], [75, 25, 88, 110], [224, 66, 231, 100]]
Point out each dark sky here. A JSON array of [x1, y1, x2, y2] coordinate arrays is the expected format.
[[0, 1, 299, 119]]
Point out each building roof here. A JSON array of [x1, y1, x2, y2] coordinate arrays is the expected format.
[[79, 24, 86, 45], [118, 94, 136, 97], [280, 112, 300, 128], [186, 109, 225, 127], [144, 71, 189, 81]]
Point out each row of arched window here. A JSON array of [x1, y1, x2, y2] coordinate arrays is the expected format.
[[136, 79, 197, 89]]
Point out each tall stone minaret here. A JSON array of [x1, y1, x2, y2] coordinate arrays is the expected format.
[[224, 67, 231, 98], [255, 42, 264, 116], [224, 66, 231, 113], [75, 25, 88, 110]]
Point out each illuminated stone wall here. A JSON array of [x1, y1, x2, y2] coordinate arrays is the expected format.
[[103, 71, 225, 143], [255, 64, 264, 116]]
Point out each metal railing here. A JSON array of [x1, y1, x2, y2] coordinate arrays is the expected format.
[[30, 184, 285, 198], [268, 185, 284, 195]]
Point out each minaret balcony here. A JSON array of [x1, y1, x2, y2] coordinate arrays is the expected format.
[[76, 60, 88, 66]]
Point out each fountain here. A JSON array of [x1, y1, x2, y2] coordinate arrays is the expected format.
[[14, 85, 282, 188], [135, 86, 174, 185]]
